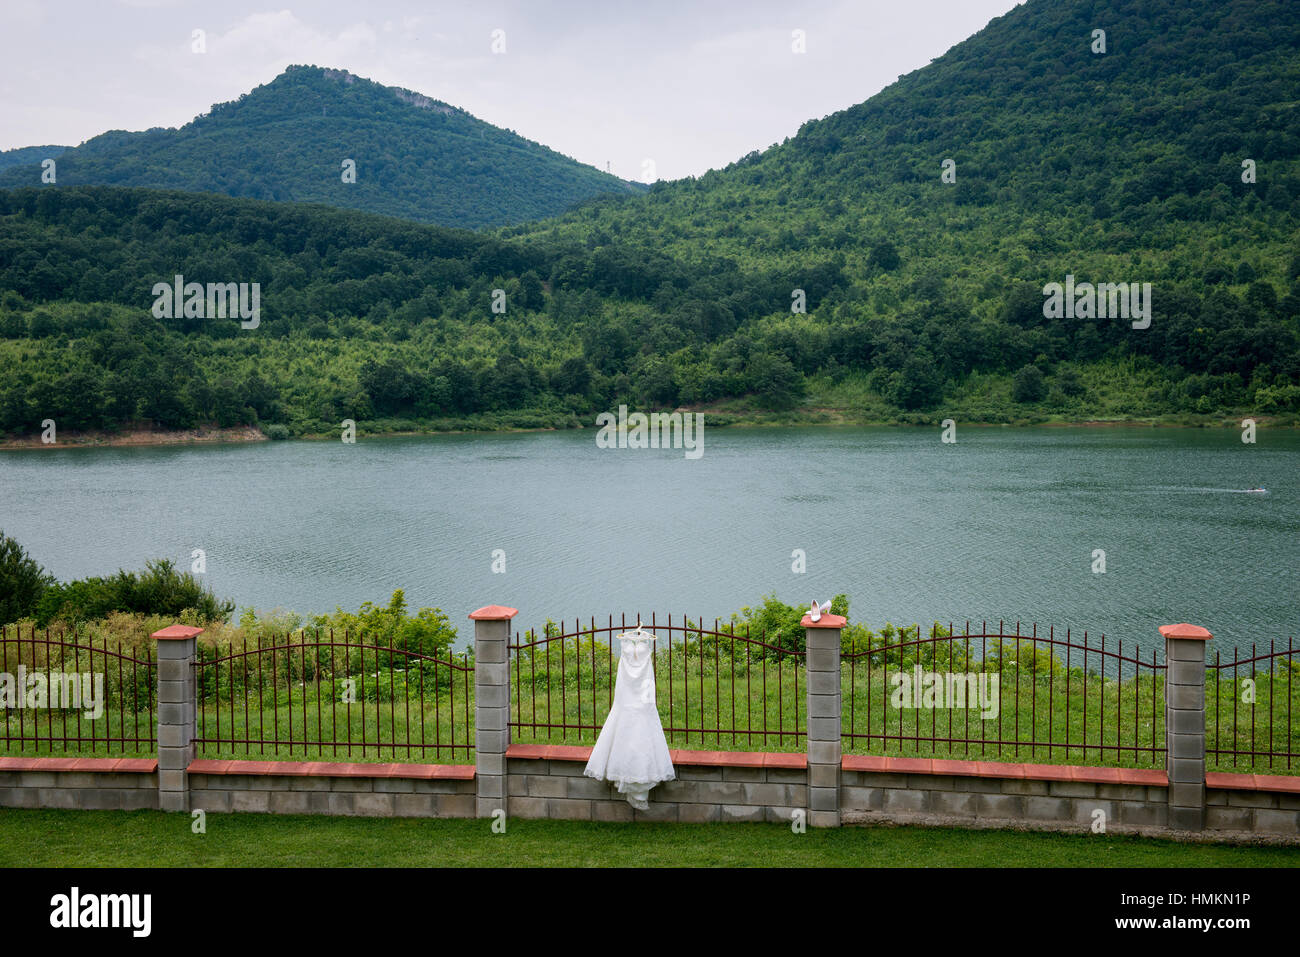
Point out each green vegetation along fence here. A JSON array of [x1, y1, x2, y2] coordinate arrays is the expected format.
[[0, 624, 155, 757], [840, 622, 1300, 775], [1209, 638, 1299, 773], [508, 615, 807, 752], [842, 622, 1167, 770], [192, 631, 473, 763]]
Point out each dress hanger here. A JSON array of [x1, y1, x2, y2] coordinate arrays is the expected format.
[[622, 617, 654, 641]]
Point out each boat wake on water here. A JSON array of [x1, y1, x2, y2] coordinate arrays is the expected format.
[[1146, 486, 1270, 495]]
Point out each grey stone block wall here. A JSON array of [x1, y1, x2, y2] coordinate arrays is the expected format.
[[840, 768, 1167, 832], [472, 606, 517, 820], [803, 617, 842, 827], [1206, 788, 1300, 835], [187, 773, 476, 818], [1164, 628, 1210, 831], [156, 629, 200, 812], [0, 769, 159, 811], [507, 758, 808, 825]]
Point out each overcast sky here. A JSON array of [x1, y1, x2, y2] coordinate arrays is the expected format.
[[1, 0, 1021, 182]]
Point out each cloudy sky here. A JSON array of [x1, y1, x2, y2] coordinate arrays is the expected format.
[[1, 0, 1021, 182]]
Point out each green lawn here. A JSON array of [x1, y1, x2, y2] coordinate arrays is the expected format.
[[1, 808, 1297, 867]]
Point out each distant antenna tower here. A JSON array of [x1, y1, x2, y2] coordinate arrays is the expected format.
[[606, 161, 611, 173]]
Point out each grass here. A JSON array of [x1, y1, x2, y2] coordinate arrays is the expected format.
[[1, 808, 1297, 867]]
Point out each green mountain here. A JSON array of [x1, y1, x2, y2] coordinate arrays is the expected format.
[[0, 146, 66, 174], [0, 66, 639, 229], [1, 0, 1298, 439], [0, 185, 798, 434], [509, 0, 1300, 415]]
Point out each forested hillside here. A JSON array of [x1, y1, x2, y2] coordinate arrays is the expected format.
[[0, 186, 823, 435], [0, 146, 66, 174], [510, 0, 1300, 418], [1, 0, 1298, 439], [0, 66, 637, 229]]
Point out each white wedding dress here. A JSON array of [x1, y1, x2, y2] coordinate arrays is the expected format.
[[584, 634, 675, 809]]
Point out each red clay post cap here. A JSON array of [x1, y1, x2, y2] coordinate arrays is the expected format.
[[152, 625, 205, 640], [469, 605, 519, 621], [801, 613, 847, 629], [1158, 623, 1213, 641]]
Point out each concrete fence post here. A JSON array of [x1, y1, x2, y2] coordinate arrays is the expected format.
[[471, 604, 517, 819], [153, 624, 203, 812], [1161, 622, 1211, 831], [803, 610, 845, 828]]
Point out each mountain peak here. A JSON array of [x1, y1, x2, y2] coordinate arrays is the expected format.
[[206, 64, 468, 125], [272, 64, 459, 115], [0, 66, 637, 228]]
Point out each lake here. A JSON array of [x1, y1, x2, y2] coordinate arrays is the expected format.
[[0, 425, 1295, 657]]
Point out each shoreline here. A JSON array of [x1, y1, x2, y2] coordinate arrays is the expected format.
[[0, 425, 267, 450], [0, 413, 1288, 451]]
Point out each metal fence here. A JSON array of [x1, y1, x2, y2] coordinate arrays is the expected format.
[[842, 621, 1168, 768], [8, 616, 1298, 776], [1208, 638, 1298, 772], [192, 630, 473, 761], [0, 624, 156, 755], [509, 614, 807, 750]]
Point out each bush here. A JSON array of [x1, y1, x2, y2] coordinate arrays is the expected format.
[[886, 354, 944, 410], [985, 637, 1065, 676], [0, 532, 54, 624], [1012, 364, 1048, 403], [35, 559, 233, 626], [308, 589, 457, 663], [726, 593, 854, 658]]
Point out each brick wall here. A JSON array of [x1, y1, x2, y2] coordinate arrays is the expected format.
[[837, 757, 1300, 840], [841, 762, 1167, 833], [1206, 774, 1300, 834], [504, 746, 807, 824], [186, 760, 475, 818], [3, 751, 1297, 842], [0, 757, 158, 811]]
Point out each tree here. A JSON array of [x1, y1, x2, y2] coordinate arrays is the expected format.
[[868, 241, 901, 272], [1055, 365, 1086, 397], [34, 558, 233, 626], [552, 357, 592, 397], [749, 354, 805, 410], [1013, 364, 1048, 403], [1001, 282, 1047, 330], [359, 358, 423, 416], [519, 270, 545, 311], [633, 356, 679, 406], [0, 532, 54, 624], [887, 352, 944, 410], [1245, 281, 1277, 313]]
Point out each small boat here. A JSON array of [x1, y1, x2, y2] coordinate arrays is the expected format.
[[1245, 487, 1268, 494]]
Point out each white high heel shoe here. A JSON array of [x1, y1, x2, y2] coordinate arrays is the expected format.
[[810, 600, 832, 622]]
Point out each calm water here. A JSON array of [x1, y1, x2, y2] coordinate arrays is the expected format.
[[0, 426, 1295, 656]]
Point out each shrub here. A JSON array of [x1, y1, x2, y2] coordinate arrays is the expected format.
[[35, 559, 233, 626], [1012, 364, 1048, 403], [0, 532, 54, 624], [985, 637, 1065, 677], [308, 589, 458, 664]]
